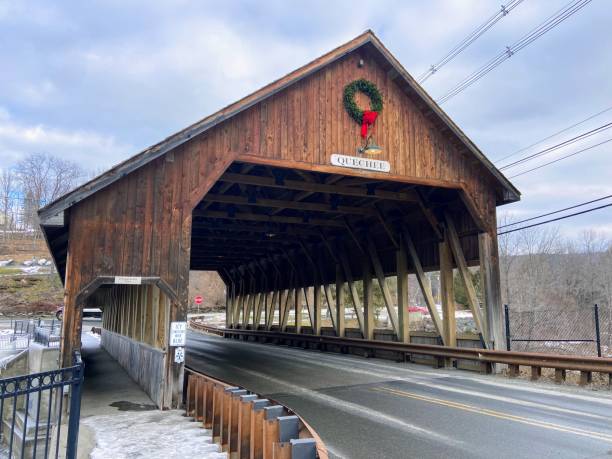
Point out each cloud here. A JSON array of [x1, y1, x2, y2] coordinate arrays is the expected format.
[[0, 110, 133, 169], [0, 0, 610, 240]]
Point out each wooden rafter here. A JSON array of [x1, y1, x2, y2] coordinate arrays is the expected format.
[[202, 193, 377, 216], [219, 173, 420, 202]]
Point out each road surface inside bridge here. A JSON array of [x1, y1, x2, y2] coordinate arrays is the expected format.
[[186, 331, 612, 459]]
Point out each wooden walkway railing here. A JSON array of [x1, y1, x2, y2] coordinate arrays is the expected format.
[[184, 366, 328, 459]]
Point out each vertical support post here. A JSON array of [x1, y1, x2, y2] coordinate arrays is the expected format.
[[594, 304, 602, 357], [226, 285, 233, 328], [335, 264, 345, 337], [362, 257, 374, 341], [313, 284, 322, 336], [504, 304, 511, 351], [396, 235, 410, 343], [479, 231, 505, 350], [439, 235, 457, 348], [294, 288, 303, 334]]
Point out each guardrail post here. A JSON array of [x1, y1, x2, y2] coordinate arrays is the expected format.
[[272, 415, 299, 459], [262, 405, 284, 459], [223, 388, 245, 453], [554, 369, 566, 384], [579, 371, 592, 386], [508, 364, 519, 378], [212, 384, 224, 442], [290, 438, 318, 459], [196, 377, 206, 421], [249, 399, 270, 459], [594, 304, 602, 357], [186, 372, 196, 417], [530, 366, 541, 381], [237, 394, 258, 459], [203, 379, 214, 428], [504, 304, 511, 351], [229, 389, 248, 457]]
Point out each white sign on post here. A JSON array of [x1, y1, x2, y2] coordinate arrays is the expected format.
[[114, 276, 142, 285], [174, 347, 185, 363], [170, 322, 187, 346]]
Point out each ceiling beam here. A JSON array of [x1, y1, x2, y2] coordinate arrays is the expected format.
[[219, 173, 420, 202], [201, 193, 377, 216], [192, 219, 326, 236], [194, 210, 346, 227]]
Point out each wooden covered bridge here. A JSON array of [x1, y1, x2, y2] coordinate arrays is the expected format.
[[38, 31, 519, 409]]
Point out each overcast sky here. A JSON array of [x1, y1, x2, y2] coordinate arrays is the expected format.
[[1, 0, 610, 238]]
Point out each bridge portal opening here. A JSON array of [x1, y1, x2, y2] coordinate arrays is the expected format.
[[190, 161, 484, 342]]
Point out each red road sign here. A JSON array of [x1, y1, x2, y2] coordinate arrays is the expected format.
[[194, 295, 203, 305]]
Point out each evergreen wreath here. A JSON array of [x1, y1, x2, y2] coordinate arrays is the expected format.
[[343, 79, 384, 124]]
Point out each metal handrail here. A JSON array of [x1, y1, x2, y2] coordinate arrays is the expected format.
[[189, 321, 612, 375]]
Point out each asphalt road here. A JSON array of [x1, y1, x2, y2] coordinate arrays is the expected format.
[[186, 331, 612, 459]]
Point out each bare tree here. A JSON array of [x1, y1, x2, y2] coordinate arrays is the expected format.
[[0, 169, 16, 240], [15, 153, 84, 233]]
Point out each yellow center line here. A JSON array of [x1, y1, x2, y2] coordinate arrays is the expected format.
[[372, 386, 612, 444]]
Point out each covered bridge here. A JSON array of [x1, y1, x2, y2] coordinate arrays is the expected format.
[[39, 30, 519, 409]]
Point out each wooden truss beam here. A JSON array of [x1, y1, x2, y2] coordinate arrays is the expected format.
[[202, 193, 377, 216], [194, 210, 346, 228], [366, 236, 399, 336], [219, 173, 420, 203], [444, 212, 487, 347], [338, 248, 364, 335], [402, 230, 445, 342]]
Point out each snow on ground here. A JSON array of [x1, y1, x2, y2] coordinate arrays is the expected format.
[[82, 410, 227, 459]]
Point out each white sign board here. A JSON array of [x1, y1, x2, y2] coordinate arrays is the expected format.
[[331, 154, 390, 173], [174, 347, 185, 363], [170, 322, 187, 346], [114, 276, 142, 285]]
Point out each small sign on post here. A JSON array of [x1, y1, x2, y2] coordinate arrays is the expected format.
[[174, 347, 185, 363], [169, 322, 187, 347], [194, 295, 203, 313]]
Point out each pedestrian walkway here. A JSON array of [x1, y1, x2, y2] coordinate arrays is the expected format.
[[74, 333, 225, 459]]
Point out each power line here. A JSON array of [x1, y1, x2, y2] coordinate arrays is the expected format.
[[499, 121, 612, 170], [418, 0, 525, 84], [437, 0, 592, 105], [497, 203, 612, 235], [494, 104, 612, 164], [508, 137, 612, 178], [499, 194, 612, 228]]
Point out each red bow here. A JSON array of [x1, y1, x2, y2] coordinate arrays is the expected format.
[[361, 110, 378, 138]]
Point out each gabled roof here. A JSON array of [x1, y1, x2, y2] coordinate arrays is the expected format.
[[39, 30, 519, 222]]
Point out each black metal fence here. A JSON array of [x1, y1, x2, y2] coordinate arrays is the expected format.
[[0, 335, 31, 353], [505, 304, 608, 357], [10, 320, 61, 349], [0, 352, 83, 458]]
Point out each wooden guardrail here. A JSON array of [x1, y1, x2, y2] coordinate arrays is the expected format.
[[184, 366, 328, 459], [189, 321, 612, 387]]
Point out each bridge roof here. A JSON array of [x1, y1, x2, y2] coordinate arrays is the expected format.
[[39, 29, 519, 224]]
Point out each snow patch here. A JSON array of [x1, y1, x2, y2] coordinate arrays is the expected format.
[[83, 410, 227, 459]]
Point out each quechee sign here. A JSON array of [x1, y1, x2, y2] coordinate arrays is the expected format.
[[330, 153, 391, 173]]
